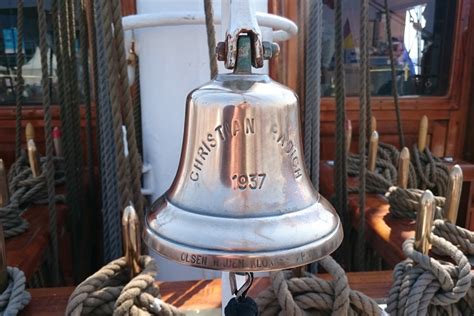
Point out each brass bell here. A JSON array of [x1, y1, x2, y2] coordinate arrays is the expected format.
[[144, 34, 342, 272]]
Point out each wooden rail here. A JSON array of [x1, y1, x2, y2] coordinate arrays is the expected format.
[[319, 160, 474, 266]]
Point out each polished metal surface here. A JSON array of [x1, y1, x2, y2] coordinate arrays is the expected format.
[[368, 131, 379, 172], [444, 165, 463, 224], [144, 37, 342, 272], [122, 205, 141, 277], [345, 120, 352, 155], [27, 139, 40, 177], [415, 190, 435, 255], [398, 147, 410, 189], [418, 115, 428, 151]]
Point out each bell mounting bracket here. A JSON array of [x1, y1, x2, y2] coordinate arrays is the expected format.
[[217, 0, 279, 70]]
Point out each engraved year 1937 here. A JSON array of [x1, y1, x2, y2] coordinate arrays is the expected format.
[[231, 173, 266, 190]]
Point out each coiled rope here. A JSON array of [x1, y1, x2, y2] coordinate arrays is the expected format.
[[0, 267, 31, 315], [387, 234, 472, 315], [386, 186, 445, 220], [255, 256, 383, 315], [66, 256, 183, 316], [412, 145, 449, 197], [0, 154, 65, 239]]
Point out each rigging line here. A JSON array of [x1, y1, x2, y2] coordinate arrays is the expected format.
[[37, 0, 60, 285], [305, 0, 323, 190], [204, 0, 218, 79], [334, 0, 349, 267], [15, 0, 24, 161], [110, 0, 144, 217], [356, 0, 370, 272], [384, 0, 405, 148]]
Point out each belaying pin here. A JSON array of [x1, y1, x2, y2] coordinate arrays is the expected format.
[[122, 204, 141, 277], [415, 190, 435, 255]]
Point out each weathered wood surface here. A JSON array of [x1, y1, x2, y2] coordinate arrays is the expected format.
[[7, 203, 67, 280]]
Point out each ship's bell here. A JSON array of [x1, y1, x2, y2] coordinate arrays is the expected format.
[[144, 35, 343, 272]]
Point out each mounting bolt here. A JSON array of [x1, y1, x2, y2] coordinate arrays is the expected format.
[[263, 42, 280, 60]]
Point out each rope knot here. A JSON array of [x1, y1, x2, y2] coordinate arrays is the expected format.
[[256, 257, 382, 315], [387, 236, 472, 315], [66, 256, 182, 316]]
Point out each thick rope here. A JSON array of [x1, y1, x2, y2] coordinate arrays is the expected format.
[[1, 154, 65, 239], [411, 145, 449, 196], [355, 0, 370, 272], [0, 267, 31, 315], [386, 235, 472, 315], [37, 0, 60, 285], [110, 0, 144, 219], [75, 0, 96, 200], [255, 256, 383, 315], [304, 0, 323, 190], [53, 0, 86, 278], [383, 0, 405, 148], [93, 0, 122, 262], [333, 0, 349, 267], [432, 219, 474, 256], [386, 186, 445, 219], [204, 0, 218, 79], [66, 256, 182, 316], [348, 153, 397, 194], [132, 49, 143, 157], [15, 0, 24, 161]]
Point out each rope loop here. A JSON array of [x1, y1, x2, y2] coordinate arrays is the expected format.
[[386, 186, 445, 220], [412, 145, 449, 196], [66, 256, 183, 316], [387, 235, 472, 315], [0, 153, 65, 238], [255, 256, 383, 315], [432, 219, 474, 255], [0, 267, 31, 315]]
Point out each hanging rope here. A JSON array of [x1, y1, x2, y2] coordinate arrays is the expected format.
[[204, 0, 218, 79], [15, 0, 24, 162], [66, 256, 183, 315], [75, 0, 95, 200], [355, 0, 370, 271], [0, 267, 31, 315], [387, 234, 472, 315], [37, 0, 60, 284], [52, 0, 86, 278], [130, 44, 143, 157], [333, 0, 349, 266], [93, 0, 123, 262], [110, 0, 144, 218], [303, 0, 323, 190], [255, 256, 383, 315], [383, 0, 405, 148]]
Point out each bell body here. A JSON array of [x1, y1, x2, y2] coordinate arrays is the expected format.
[[144, 73, 342, 271]]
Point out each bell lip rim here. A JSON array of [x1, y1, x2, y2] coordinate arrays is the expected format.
[[143, 218, 343, 272]]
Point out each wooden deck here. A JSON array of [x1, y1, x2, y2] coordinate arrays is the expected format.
[[7, 203, 68, 280], [20, 270, 394, 315]]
